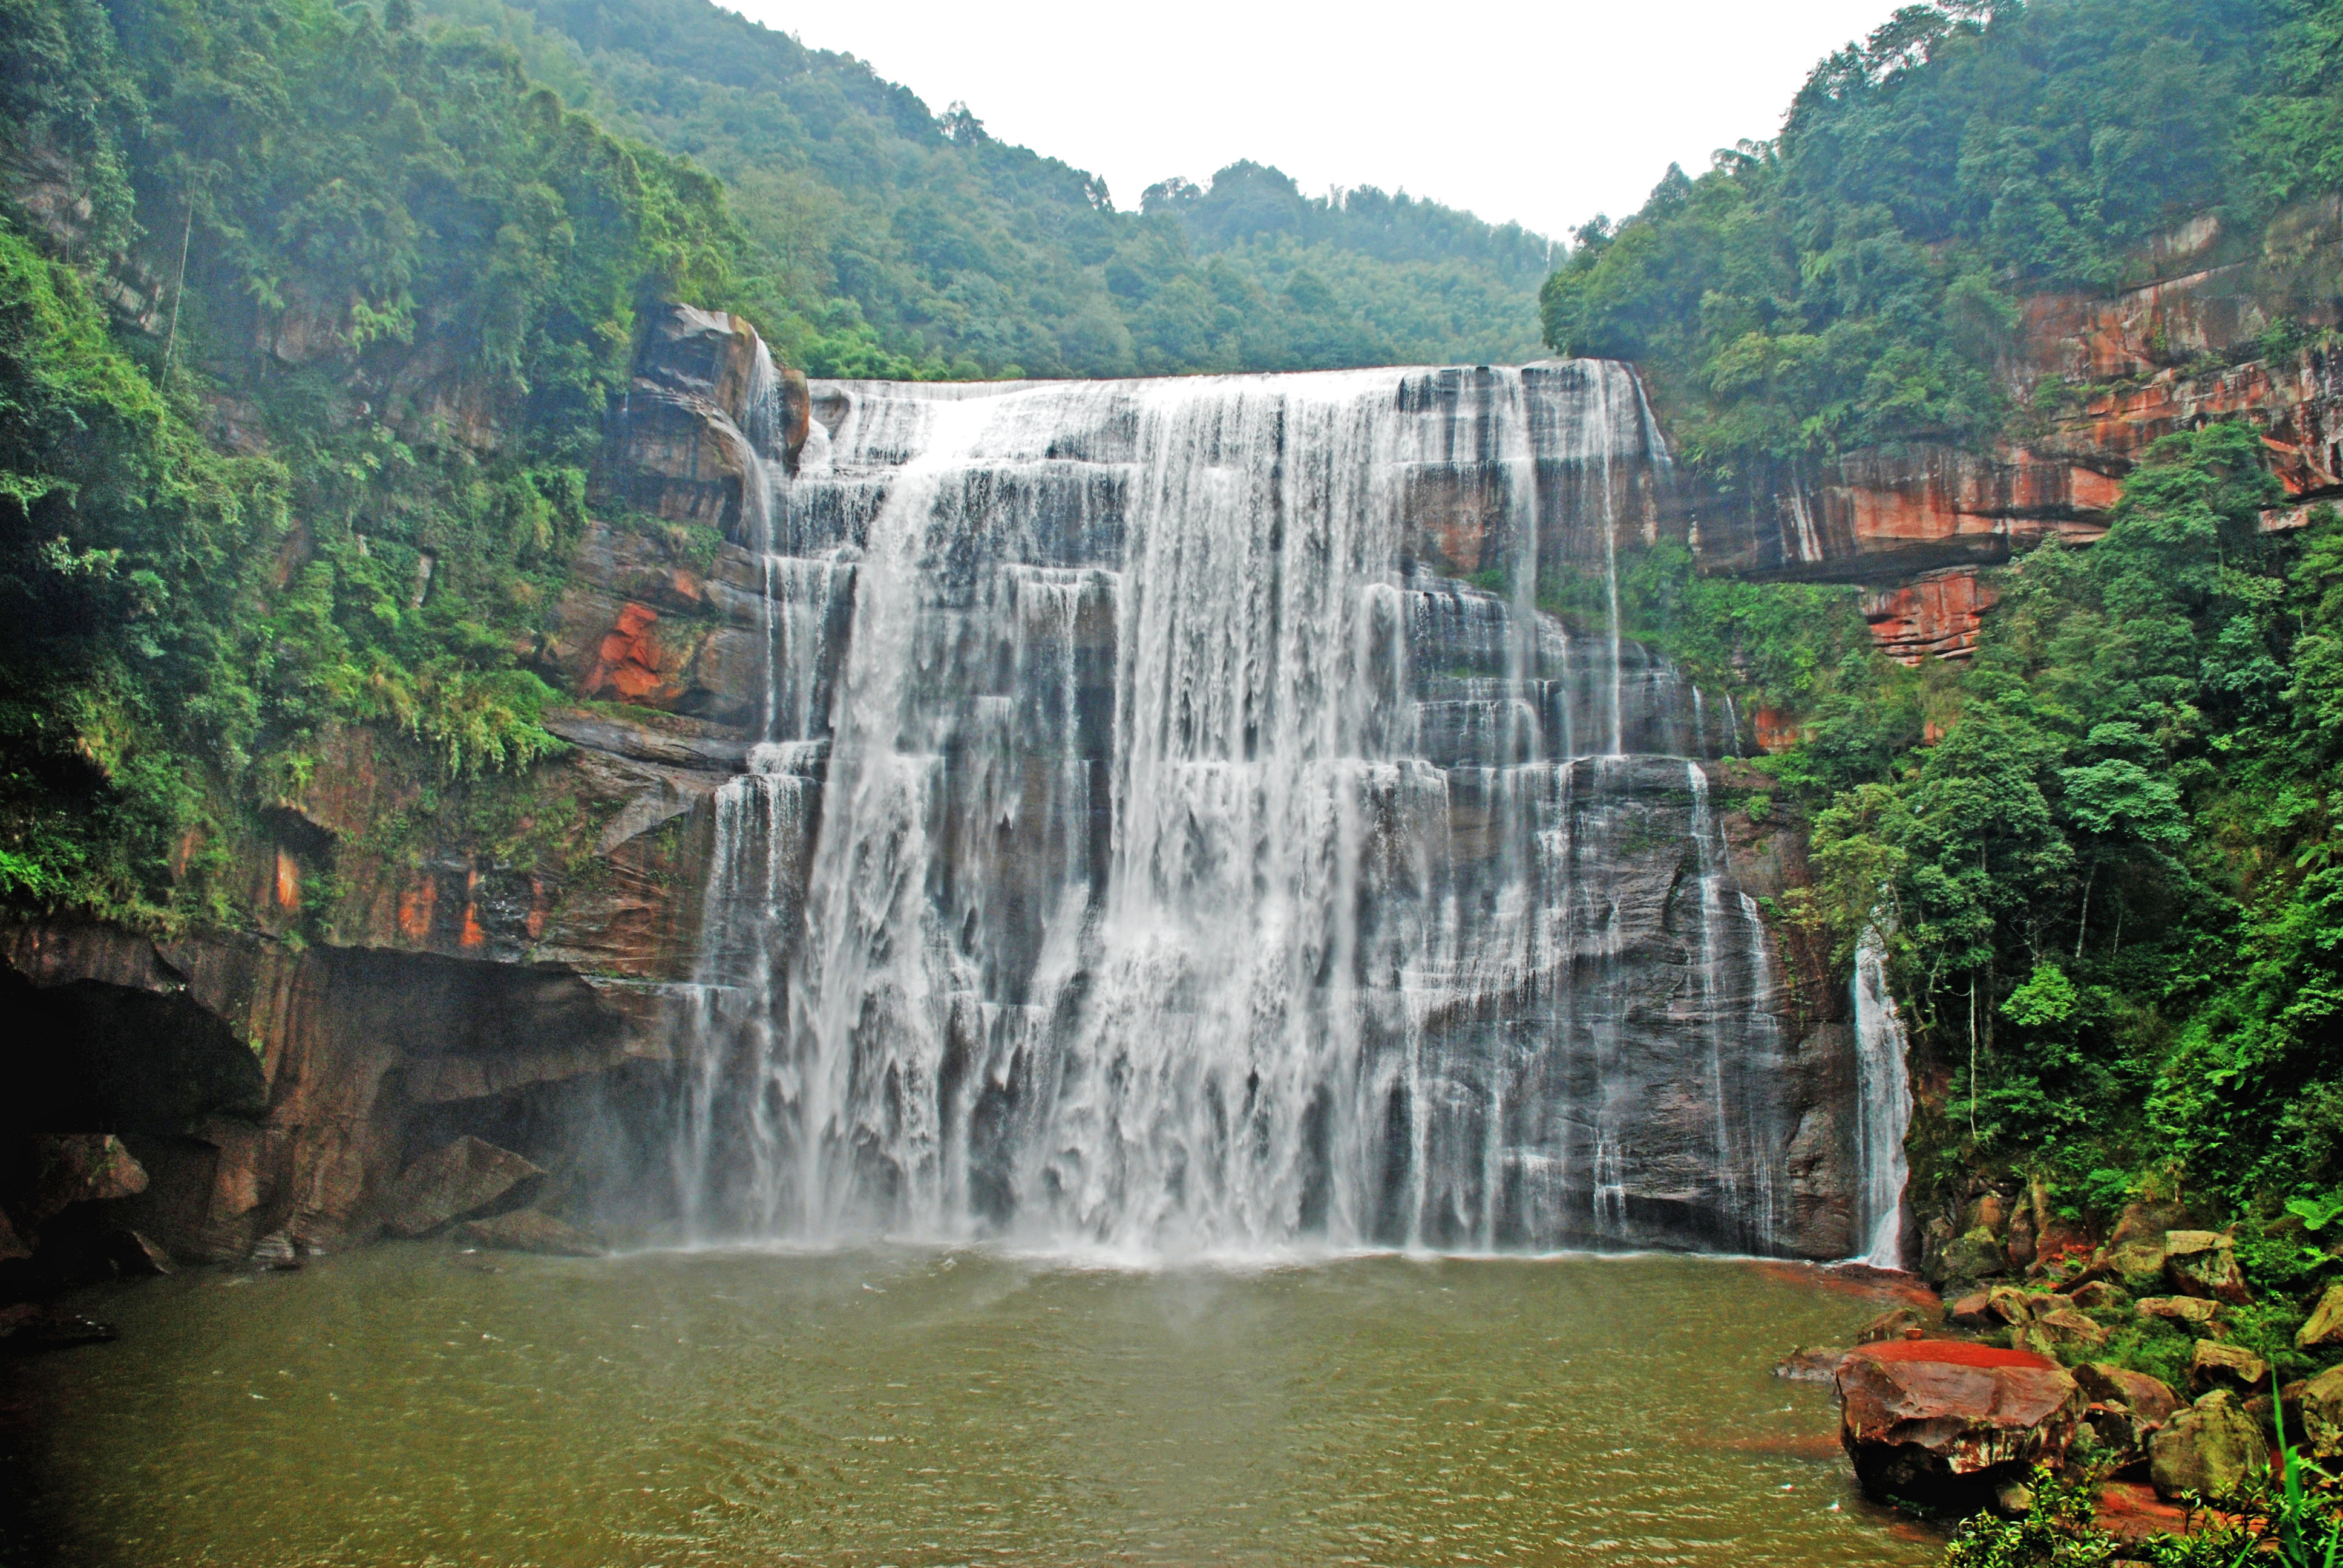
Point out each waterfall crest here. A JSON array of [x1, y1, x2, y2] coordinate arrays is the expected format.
[[671, 362, 1830, 1257]]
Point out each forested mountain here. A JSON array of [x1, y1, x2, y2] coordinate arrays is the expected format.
[[1543, 0, 2322, 490], [423, 0, 1549, 375]]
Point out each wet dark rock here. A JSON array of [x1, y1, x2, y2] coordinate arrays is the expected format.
[[2292, 1365, 2343, 1456], [2150, 1391, 2266, 1500], [1947, 1289, 1996, 1328], [2019, 1309, 2108, 1355], [1857, 1306, 1932, 1343], [1935, 1230, 2008, 1288], [2081, 1402, 2163, 1472], [107, 1228, 172, 1276], [26, 1133, 148, 1224], [2110, 1201, 2193, 1248], [0, 1301, 117, 1353], [2103, 1240, 2170, 1296], [379, 1136, 543, 1238], [2062, 1279, 2129, 1313], [2187, 1340, 2270, 1397], [456, 1210, 605, 1258], [2163, 1232, 2249, 1305], [1836, 1341, 2084, 1511], [1964, 1193, 2009, 1236], [2005, 1208, 2038, 1272], [2074, 1364, 2180, 1426], [2298, 1282, 2343, 1350], [1988, 1285, 2045, 1324], [1989, 1476, 2035, 1518], [1776, 1345, 1853, 1382], [2027, 1218, 2097, 1277], [2137, 1295, 2221, 1328]]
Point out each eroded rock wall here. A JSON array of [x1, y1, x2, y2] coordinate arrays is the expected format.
[[0, 309, 802, 1270], [1685, 208, 2343, 660]]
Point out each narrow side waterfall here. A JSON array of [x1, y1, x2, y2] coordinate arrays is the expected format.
[[1850, 930, 1913, 1268], [670, 361, 1841, 1257]]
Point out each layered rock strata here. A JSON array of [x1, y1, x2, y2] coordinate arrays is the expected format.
[[1685, 209, 2343, 661]]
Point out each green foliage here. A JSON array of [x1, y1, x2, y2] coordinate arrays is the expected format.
[[419, 0, 1548, 376], [1941, 1403, 2343, 1567], [0, 0, 773, 925], [1941, 1466, 2117, 1566], [1542, 0, 2343, 490], [0, 218, 287, 923], [1539, 536, 1895, 730], [1770, 422, 2343, 1264]]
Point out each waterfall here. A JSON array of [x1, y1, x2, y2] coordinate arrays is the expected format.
[[1850, 929, 1913, 1268], [669, 362, 1814, 1257]]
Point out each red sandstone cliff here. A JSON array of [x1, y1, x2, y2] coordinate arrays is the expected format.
[[1686, 206, 2343, 661]]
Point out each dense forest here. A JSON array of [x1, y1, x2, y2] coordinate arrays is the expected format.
[[1542, 0, 2335, 491], [1548, 0, 2343, 1408], [1, 0, 751, 923], [424, 0, 1550, 376]]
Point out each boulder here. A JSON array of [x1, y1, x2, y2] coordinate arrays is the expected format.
[[1776, 1346, 1854, 1382], [1966, 1193, 2009, 1236], [2163, 1232, 2249, 1305], [2079, 1402, 2163, 1474], [2111, 1201, 2192, 1248], [1938, 1229, 2009, 1286], [105, 1228, 172, 1276], [2064, 1279, 2130, 1313], [0, 1302, 117, 1354], [2296, 1282, 2343, 1350], [1858, 1305, 1933, 1343], [2291, 1365, 2343, 1457], [2137, 1295, 2221, 1327], [2187, 1339, 2270, 1397], [2104, 1240, 2169, 1295], [1987, 1285, 2039, 1325], [2031, 1217, 2099, 1277], [0, 1208, 28, 1264], [2150, 1391, 2268, 1500], [2073, 1363, 2181, 1426], [2025, 1308, 2110, 1353], [1836, 1340, 2085, 1510], [27, 1134, 148, 1224], [2007, 1209, 2039, 1272], [456, 1210, 606, 1258], [378, 1137, 544, 1238], [1989, 1475, 2034, 1518], [1948, 1289, 1997, 1328]]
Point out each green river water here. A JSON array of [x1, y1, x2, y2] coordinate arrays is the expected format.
[[0, 1246, 1944, 1566]]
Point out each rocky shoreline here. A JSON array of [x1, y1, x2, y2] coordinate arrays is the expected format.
[[1773, 1198, 2343, 1549]]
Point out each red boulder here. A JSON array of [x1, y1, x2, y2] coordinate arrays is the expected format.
[[1836, 1340, 2086, 1510]]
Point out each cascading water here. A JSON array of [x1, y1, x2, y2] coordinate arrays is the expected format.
[[671, 361, 1830, 1257], [1850, 929, 1914, 1267]]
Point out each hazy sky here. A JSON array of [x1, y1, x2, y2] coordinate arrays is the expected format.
[[726, 0, 1904, 242]]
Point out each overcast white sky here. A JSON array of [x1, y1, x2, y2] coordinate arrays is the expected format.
[[723, 0, 1904, 243]]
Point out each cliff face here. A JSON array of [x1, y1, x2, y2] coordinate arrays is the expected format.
[[1686, 210, 2343, 660], [4, 326, 1883, 1266], [0, 313, 799, 1266]]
